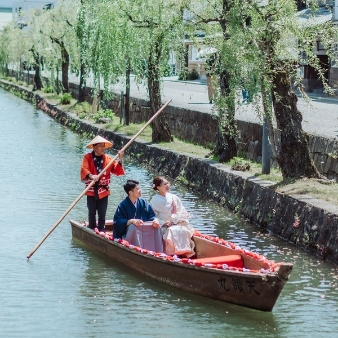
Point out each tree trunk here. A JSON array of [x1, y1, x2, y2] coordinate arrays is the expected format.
[[33, 64, 43, 91], [55, 67, 61, 95], [147, 45, 172, 143], [29, 46, 43, 91], [213, 69, 237, 162], [50, 36, 69, 93], [78, 62, 86, 102], [260, 79, 277, 159], [125, 61, 131, 126], [272, 63, 320, 179], [61, 45, 69, 93], [77, 1, 86, 102], [92, 88, 100, 115]]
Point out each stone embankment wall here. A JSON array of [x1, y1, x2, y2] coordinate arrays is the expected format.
[[7, 71, 338, 180], [1, 80, 338, 265], [68, 82, 338, 181]]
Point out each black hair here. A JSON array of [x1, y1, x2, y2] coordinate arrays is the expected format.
[[152, 176, 165, 190], [123, 179, 139, 195]]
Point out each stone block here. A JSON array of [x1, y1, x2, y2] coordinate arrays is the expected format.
[[316, 137, 328, 153], [313, 153, 319, 165], [325, 140, 335, 154], [324, 156, 331, 174], [254, 140, 262, 155], [248, 141, 255, 153], [329, 157, 338, 174], [97, 117, 111, 124]]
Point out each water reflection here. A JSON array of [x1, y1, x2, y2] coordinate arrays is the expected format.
[[74, 239, 281, 337], [1, 88, 338, 337]]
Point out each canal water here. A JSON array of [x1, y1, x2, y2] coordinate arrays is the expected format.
[[0, 88, 337, 337]]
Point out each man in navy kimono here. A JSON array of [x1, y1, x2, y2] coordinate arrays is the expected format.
[[113, 180, 163, 252]]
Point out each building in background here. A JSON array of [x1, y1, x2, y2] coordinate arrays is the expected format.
[[13, 1, 57, 15], [298, 1, 338, 92], [0, 1, 58, 31], [183, 2, 338, 92], [13, 1, 58, 29], [0, 0, 14, 31]]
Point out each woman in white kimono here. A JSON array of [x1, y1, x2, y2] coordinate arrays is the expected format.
[[150, 176, 195, 257]]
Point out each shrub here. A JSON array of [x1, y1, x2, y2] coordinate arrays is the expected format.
[[188, 69, 200, 80], [230, 157, 251, 172], [162, 64, 173, 77], [92, 109, 115, 123], [44, 86, 53, 93], [178, 68, 200, 81], [73, 102, 91, 118], [178, 69, 188, 81], [60, 93, 72, 104]]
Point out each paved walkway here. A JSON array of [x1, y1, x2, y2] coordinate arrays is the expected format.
[[68, 73, 338, 139]]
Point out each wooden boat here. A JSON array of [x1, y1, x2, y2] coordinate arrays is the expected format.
[[70, 220, 293, 311]]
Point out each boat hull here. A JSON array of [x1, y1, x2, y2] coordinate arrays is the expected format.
[[71, 220, 292, 311]]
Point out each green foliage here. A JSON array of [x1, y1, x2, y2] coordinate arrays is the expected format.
[[178, 68, 200, 81], [229, 157, 251, 171], [82, 0, 185, 89], [177, 175, 189, 186], [60, 93, 72, 104], [162, 63, 173, 77], [328, 153, 338, 159], [185, 0, 338, 116], [72, 101, 91, 118], [6, 77, 16, 83], [44, 86, 53, 93], [92, 109, 114, 123]]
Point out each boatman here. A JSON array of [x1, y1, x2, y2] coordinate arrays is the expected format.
[[80, 135, 125, 232]]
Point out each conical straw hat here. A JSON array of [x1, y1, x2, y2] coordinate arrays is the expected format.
[[86, 135, 113, 149]]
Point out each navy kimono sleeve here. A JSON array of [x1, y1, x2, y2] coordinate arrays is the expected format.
[[113, 197, 156, 239], [113, 198, 134, 238]]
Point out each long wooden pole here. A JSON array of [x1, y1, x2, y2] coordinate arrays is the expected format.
[[27, 99, 172, 259]]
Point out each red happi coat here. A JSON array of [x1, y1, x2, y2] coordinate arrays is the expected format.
[[80, 153, 125, 199]]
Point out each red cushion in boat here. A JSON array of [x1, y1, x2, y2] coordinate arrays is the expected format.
[[191, 255, 243, 268]]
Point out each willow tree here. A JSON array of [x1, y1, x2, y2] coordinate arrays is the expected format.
[[27, 10, 55, 91], [188, 0, 337, 179], [185, 0, 240, 162], [6, 10, 46, 90], [122, 0, 188, 142], [0, 14, 46, 90], [235, 0, 338, 178], [0, 26, 11, 76], [79, 0, 130, 114], [0, 22, 32, 80], [28, 0, 80, 93], [76, 0, 87, 103], [84, 0, 185, 142]]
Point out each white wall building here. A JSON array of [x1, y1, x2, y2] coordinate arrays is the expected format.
[[0, 0, 14, 31], [0, 1, 58, 31], [13, 1, 58, 15]]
